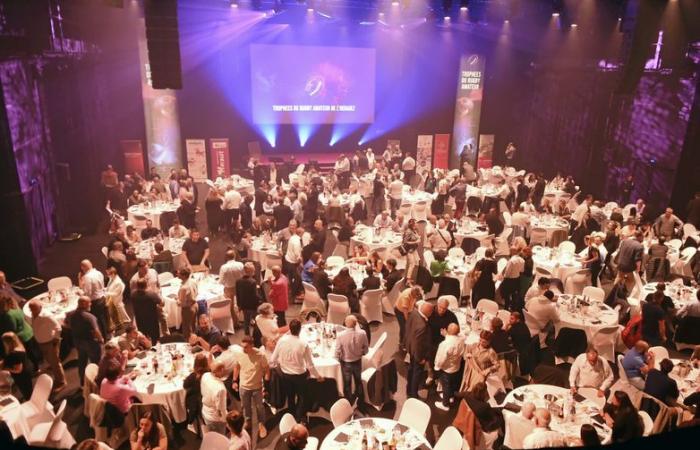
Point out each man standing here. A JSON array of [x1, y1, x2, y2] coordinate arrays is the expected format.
[[405, 302, 434, 399], [402, 152, 416, 185], [182, 229, 210, 270], [79, 259, 109, 339], [499, 247, 525, 311], [269, 266, 289, 327], [129, 259, 159, 293], [569, 346, 614, 398], [617, 231, 644, 276], [177, 268, 199, 339], [219, 250, 244, 323], [334, 315, 369, 404], [223, 185, 242, 230], [68, 296, 104, 385], [654, 208, 683, 239], [236, 263, 262, 336], [233, 335, 270, 439], [28, 300, 66, 391], [131, 279, 162, 344], [434, 323, 465, 410], [270, 319, 324, 421]]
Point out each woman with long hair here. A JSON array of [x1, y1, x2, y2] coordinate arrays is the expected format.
[[183, 353, 210, 425], [604, 391, 643, 443], [129, 411, 167, 450], [0, 332, 32, 400], [332, 267, 359, 313]]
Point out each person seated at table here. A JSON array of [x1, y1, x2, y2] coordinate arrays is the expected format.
[[182, 229, 210, 270], [461, 330, 501, 392], [621, 340, 655, 390], [525, 290, 560, 328], [352, 243, 370, 261], [168, 217, 189, 239], [360, 266, 381, 295], [0, 332, 33, 400], [255, 303, 288, 342], [183, 352, 209, 426], [107, 240, 127, 269], [125, 225, 142, 246], [274, 423, 309, 450], [555, 198, 571, 219], [129, 259, 159, 293], [569, 346, 614, 398], [429, 249, 451, 278], [100, 359, 139, 414], [603, 391, 644, 443], [129, 411, 167, 450], [575, 423, 601, 447], [641, 289, 667, 347], [384, 258, 403, 293], [151, 242, 173, 267], [311, 259, 331, 301], [539, 197, 554, 215], [128, 189, 144, 207], [455, 382, 503, 447], [189, 314, 222, 351], [489, 317, 514, 354], [373, 210, 393, 228], [367, 250, 388, 278], [95, 342, 127, 386], [644, 358, 680, 407], [519, 197, 537, 215], [140, 219, 162, 241], [302, 252, 321, 284], [118, 325, 152, 359], [678, 290, 700, 319], [332, 267, 359, 313], [522, 408, 564, 449]]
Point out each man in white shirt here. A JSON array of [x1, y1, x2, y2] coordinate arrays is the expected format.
[[79, 259, 109, 339], [522, 408, 564, 449], [388, 177, 404, 216], [270, 319, 324, 421], [129, 260, 159, 293], [284, 227, 304, 296], [428, 219, 452, 251], [525, 290, 560, 327], [219, 249, 244, 320], [201, 361, 229, 434], [434, 323, 465, 411], [168, 217, 189, 239], [365, 148, 375, 169], [402, 154, 416, 183], [373, 210, 394, 228], [500, 247, 525, 311], [511, 206, 531, 229], [524, 277, 551, 303], [519, 198, 537, 214], [28, 300, 66, 390], [571, 194, 593, 225], [334, 315, 368, 404], [569, 346, 614, 397], [223, 186, 242, 229], [504, 403, 536, 450]]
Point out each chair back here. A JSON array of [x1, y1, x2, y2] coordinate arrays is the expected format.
[[101, 247, 109, 259], [681, 246, 697, 260], [385, 278, 406, 312], [502, 211, 512, 227], [667, 239, 682, 251], [327, 294, 351, 324], [497, 258, 508, 275], [476, 299, 499, 316], [639, 411, 654, 436], [330, 398, 354, 427], [558, 241, 576, 255], [591, 326, 619, 362], [157, 272, 174, 285], [448, 247, 465, 259], [434, 426, 464, 450], [437, 276, 461, 300], [503, 411, 535, 450], [208, 299, 234, 334], [582, 286, 605, 302], [47, 276, 72, 292], [361, 289, 384, 321], [279, 413, 297, 435], [363, 331, 388, 370], [332, 244, 349, 258], [439, 295, 459, 310], [47, 399, 68, 442], [301, 282, 327, 318], [648, 346, 669, 369], [199, 432, 230, 450], [423, 250, 435, 267], [617, 354, 629, 383], [496, 309, 511, 324], [305, 437, 319, 450], [30, 374, 53, 413], [564, 269, 591, 295], [326, 256, 345, 269], [549, 229, 568, 248], [529, 228, 548, 246], [398, 398, 431, 435]]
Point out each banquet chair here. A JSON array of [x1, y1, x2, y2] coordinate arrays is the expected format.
[[436, 276, 461, 301], [208, 299, 235, 335], [301, 282, 327, 321], [362, 332, 387, 371], [101, 246, 109, 259], [529, 228, 548, 246], [553, 328, 588, 363], [496, 309, 511, 325], [582, 286, 605, 303], [383, 278, 405, 315], [153, 260, 173, 274], [502, 211, 512, 227], [476, 299, 499, 317], [279, 413, 297, 435], [157, 272, 174, 285], [549, 229, 568, 248], [667, 239, 682, 251], [423, 250, 435, 267], [674, 316, 700, 350], [399, 203, 412, 218], [591, 326, 620, 363], [564, 269, 591, 295], [434, 426, 465, 450], [523, 310, 547, 348], [639, 411, 654, 436], [26, 399, 74, 449], [47, 276, 72, 292], [398, 398, 431, 435], [496, 258, 508, 276], [558, 241, 576, 255], [412, 202, 429, 222], [305, 437, 319, 450], [474, 245, 487, 261], [503, 409, 535, 450], [494, 228, 512, 257], [330, 398, 354, 427], [440, 295, 460, 310], [616, 355, 632, 384], [326, 256, 345, 270], [461, 237, 481, 256], [360, 289, 384, 324], [448, 247, 466, 259], [199, 431, 230, 450], [131, 214, 148, 229], [86, 394, 129, 449], [19, 374, 53, 424], [683, 223, 698, 239], [577, 387, 606, 409], [676, 247, 697, 278], [332, 243, 349, 259], [533, 266, 553, 283], [327, 294, 351, 325], [648, 346, 670, 369], [82, 363, 100, 416]]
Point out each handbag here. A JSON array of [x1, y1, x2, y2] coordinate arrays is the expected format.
[[398, 245, 408, 256]]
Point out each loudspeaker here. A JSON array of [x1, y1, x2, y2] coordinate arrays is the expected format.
[[144, 0, 182, 90]]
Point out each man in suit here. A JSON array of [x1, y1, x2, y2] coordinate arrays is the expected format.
[[405, 302, 434, 398], [360, 266, 381, 294], [384, 258, 403, 293]]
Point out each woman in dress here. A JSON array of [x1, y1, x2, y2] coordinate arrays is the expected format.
[[204, 188, 224, 236], [460, 330, 501, 393], [470, 248, 497, 308], [332, 267, 359, 313], [183, 353, 210, 426], [402, 219, 422, 281], [603, 391, 644, 443]]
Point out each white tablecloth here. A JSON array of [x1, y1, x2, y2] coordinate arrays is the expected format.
[[454, 220, 490, 245], [249, 236, 282, 271], [320, 417, 432, 450], [127, 201, 179, 230], [669, 359, 700, 400], [628, 283, 698, 315], [532, 247, 582, 281], [24, 287, 81, 324], [160, 274, 225, 329], [529, 216, 570, 240], [503, 384, 612, 445], [300, 323, 345, 394], [555, 295, 619, 341], [350, 226, 403, 254], [135, 237, 187, 271]]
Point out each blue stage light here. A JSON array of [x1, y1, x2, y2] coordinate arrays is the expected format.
[[259, 125, 277, 148]]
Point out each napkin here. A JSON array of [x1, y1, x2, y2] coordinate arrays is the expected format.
[[591, 414, 605, 424], [147, 383, 155, 394], [503, 402, 522, 413], [513, 393, 525, 402], [334, 432, 350, 443], [573, 393, 586, 403]]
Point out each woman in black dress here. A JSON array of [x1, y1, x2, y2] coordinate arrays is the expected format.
[[204, 188, 224, 235], [471, 248, 497, 308], [604, 391, 643, 443], [1, 332, 33, 400]]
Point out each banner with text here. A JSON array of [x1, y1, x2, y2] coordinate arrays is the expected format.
[[185, 139, 208, 182], [450, 54, 485, 170], [121, 140, 145, 176], [416, 135, 434, 174], [433, 134, 450, 170], [477, 134, 494, 170], [209, 138, 231, 179]]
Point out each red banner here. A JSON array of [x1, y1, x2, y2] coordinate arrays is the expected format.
[[209, 138, 231, 179], [433, 134, 450, 170], [121, 140, 145, 176]]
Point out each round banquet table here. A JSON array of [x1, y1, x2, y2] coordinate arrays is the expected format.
[[319, 192, 357, 208], [249, 236, 282, 271], [326, 262, 382, 287], [503, 384, 612, 445], [24, 286, 81, 324], [453, 220, 490, 245], [135, 237, 187, 271], [554, 294, 619, 341], [401, 188, 433, 205], [159, 273, 225, 329], [669, 359, 700, 401], [350, 226, 403, 255], [529, 216, 570, 241], [127, 201, 179, 230], [628, 282, 698, 315], [212, 175, 255, 196], [444, 255, 476, 296], [320, 417, 432, 450], [532, 247, 583, 281], [299, 322, 345, 394]]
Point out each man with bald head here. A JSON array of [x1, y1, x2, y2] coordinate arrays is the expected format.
[[78, 259, 109, 339], [335, 315, 369, 404], [67, 296, 104, 385], [434, 322, 465, 410], [405, 301, 434, 398], [275, 423, 309, 450], [505, 402, 536, 448], [522, 408, 564, 448]]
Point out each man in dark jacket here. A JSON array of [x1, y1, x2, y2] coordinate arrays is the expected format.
[[273, 201, 294, 232], [131, 279, 162, 344], [384, 258, 403, 293], [360, 267, 381, 294], [405, 302, 433, 398], [236, 262, 262, 336], [644, 358, 679, 406]]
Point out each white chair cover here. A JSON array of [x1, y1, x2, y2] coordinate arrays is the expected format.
[[199, 432, 230, 450], [327, 294, 351, 325], [476, 299, 499, 317], [582, 286, 605, 303], [362, 332, 387, 371], [360, 289, 384, 324], [503, 412, 535, 450], [279, 413, 297, 435], [640, 411, 654, 436], [440, 295, 460, 310], [301, 282, 327, 319], [434, 426, 464, 450], [208, 299, 235, 334], [330, 398, 354, 427], [398, 398, 431, 435], [648, 346, 670, 369], [382, 278, 405, 315], [47, 276, 72, 292]]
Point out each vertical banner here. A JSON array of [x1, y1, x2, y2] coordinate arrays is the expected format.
[[477, 134, 495, 169], [450, 54, 485, 170], [433, 134, 450, 170], [416, 134, 434, 174], [185, 139, 208, 182], [121, 140, 145, 176], [209, 138, 231, 179]]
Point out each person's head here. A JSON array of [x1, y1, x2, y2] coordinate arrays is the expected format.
[[76, 439, 101, 450], [634, 340, 650, 354], [612, 390, 634, 410], [543, 290, 555, 302], [104, 359, 123, 382], [446, 323, 459, 336], [78, 295, 91, 311], [226, 410, 245, 436], [211, 360, 227, 379], [470, 382, 489, 402], [137, 412, 160, 446], [479, 330, 492, 348], [314, 219, 323, 231], [381, 210, 389, 220], [435, 249, 447, 262], [154, 242, 164, 254], [580, 423, 601, 446], [386, 258, 397, 271], [27, 299, 42, 318], [103, 342, 120, 359], [537, 277, 551, 290], [585, 346, 599, 365], [1, 332, 23, 354], [191, 353, 210, 377], [241, 335, 255, 354], [634, 230, 644, 242], [533, 408, 552, 429], [190, 229, 201, 241], [257, 302, 274, 317], [136, 279, 147, 292], [225, 250, 236, 262], [137, 259, 149, 276], [659, 358, 674, 374], [521, 402, 536, 420], [509, 311, 522, 326], [344, 315, 358, 329], [244, 262, 255, 277], [125, 324, 138, 340], [289, 319, 302, 336], [178, 267, 191, 281], [198, 314, 212, 333], [436, 297, 450, 315], [271, 265, 282, 279], [485, 248, 494, 259], [664, 207, 673, 218], [80, 259, 93, 273], [287, 423, 309, 449], [491, 317, 504, 331], [419, 301, 434, 318]]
